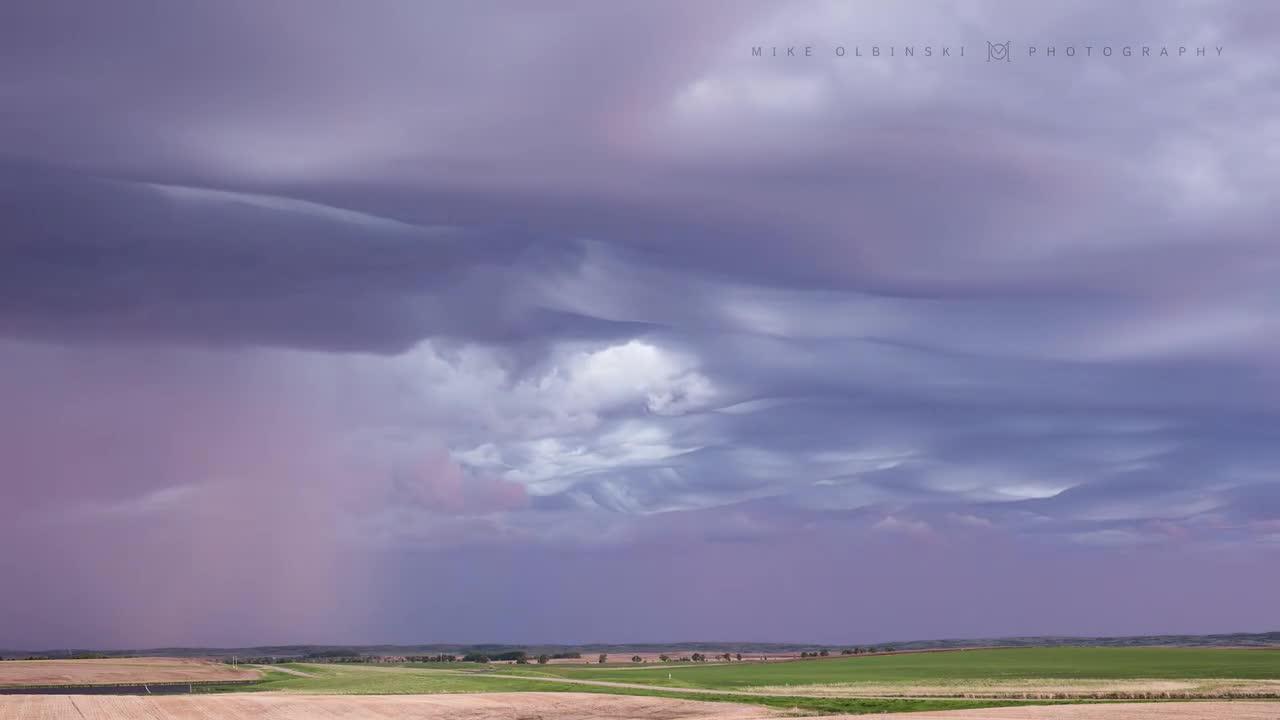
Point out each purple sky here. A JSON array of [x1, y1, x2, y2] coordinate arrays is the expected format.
[[1, 1, 1278, 649]]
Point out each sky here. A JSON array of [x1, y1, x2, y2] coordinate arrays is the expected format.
[[1, 1, 1277, 650]]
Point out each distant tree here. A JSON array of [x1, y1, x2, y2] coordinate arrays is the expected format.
[[659, 654, 670, 662], [690, 652, 704, 662], [632, 655, 643, 663], [490, 651, 527, 663], [819, 649, 829, 657], [537, 655, 549, 665], [721, 653, 731, 662], [840, 649, 852, 655], [735, 653, 743, 662], [598, 654, 608, 664]]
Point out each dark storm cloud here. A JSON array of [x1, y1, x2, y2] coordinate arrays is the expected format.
[[3, 1, 1278, 338], [0, 159, 657, 351]]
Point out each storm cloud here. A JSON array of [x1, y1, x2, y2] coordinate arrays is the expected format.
[[1, 1, 1277, 648]]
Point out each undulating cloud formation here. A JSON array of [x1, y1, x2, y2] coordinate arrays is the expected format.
[[1, 1, 1277, 648]]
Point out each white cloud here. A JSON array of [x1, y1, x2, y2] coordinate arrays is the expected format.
[[356, 339, 716, 498], [536, 340, 716, 417], [872, 514, 933, 537]]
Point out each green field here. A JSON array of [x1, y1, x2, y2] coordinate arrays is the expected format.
[[493, 648, 1280, 690], [243, 664, 569, 694], [201, 648, 1280, 715], [214, 662, 1050, 715]]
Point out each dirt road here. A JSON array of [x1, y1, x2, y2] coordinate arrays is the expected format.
[[252, 664, 314, 677]]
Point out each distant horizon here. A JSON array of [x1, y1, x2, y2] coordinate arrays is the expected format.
[[7, 630, 1278, 656]]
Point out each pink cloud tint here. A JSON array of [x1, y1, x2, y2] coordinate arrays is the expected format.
[[400, 449, 528, 516]]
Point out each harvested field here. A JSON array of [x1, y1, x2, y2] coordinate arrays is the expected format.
[[902, 701, 1280, 719], [0, 691, 774, 719], [0, 658, 258, 688], [3, 694, 1278, 719]]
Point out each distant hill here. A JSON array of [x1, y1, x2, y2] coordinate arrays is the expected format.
[[4, 631, 1277, 660], [880, 631, 1280, 651]]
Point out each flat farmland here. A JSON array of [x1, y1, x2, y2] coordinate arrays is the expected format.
[[230, 664, 1028, 715], [3, 695, 1280, 720], [0, 692, 774, 720], [900, 703, 1280, 720], [490, 648, 1280, 698], [0, 658, 258, 688], [2, 649, 1279, 718]]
